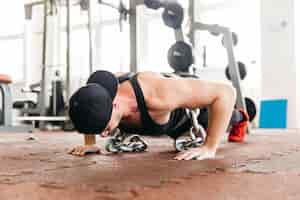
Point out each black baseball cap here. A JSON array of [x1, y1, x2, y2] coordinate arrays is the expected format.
[[69, 70, 119, 134]]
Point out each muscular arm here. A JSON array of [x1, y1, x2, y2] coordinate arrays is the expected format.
[[153, 76, 236, 154]]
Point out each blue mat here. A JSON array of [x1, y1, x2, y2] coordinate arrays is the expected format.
[[259, 99, 287, 128]]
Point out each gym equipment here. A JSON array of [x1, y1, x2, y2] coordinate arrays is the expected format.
[[14, 71, 67, 128], [175, 136, 203, 152], [79, 0, 89, 10], [105, 109, 206, 153], [187, 1, 249, 131], [174, 109, 206, 152], [187, 22, 247, 118], [0, 74, 33, 132], [76, 0, 97, 75], [222, 32, 238, 47], [144, 0, 185, 31], [0, 109, 2, 125], [168, 41, 194, 72], [245, 97, 257, 122], [48, 74, 66, 117], [0, 75, 13, 130], [162, 2, 184, 29], [98, 0, 129, 31], [144, 0, 162, 10], [105, 129, 148, 153], [87, 0, 94, 74], [144, 0, 196, 75], [225, 61, 247, 80], [21, 1, 71, 130], [209, 25, 221, 36]]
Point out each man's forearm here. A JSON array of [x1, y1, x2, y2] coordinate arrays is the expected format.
[[203, 88, 236, 150], [84, 135, 96, 145]]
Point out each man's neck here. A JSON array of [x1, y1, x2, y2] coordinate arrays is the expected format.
[[116, 96, 137, 118]]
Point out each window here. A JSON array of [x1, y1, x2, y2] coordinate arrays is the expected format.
[[195, 0, 261, 90], [56, 1, 130, 93], [146, 18, 175, 72], [97, 24, 130, 72], [0, 1, 25, 82], [142, 0, 190, 72], [0, 39, 24, 81], [0, 1, 24, 36]]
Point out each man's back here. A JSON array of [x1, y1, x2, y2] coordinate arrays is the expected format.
[[117, 72, 191, 138]]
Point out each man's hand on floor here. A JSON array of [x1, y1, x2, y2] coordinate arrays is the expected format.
[[174, 145, 216, 160], [68, 145, 101, 156]]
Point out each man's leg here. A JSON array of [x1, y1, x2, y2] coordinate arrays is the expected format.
[[197, 108, 249, 142], [229, 109, 244, 124], [228, 108, 249, 142]]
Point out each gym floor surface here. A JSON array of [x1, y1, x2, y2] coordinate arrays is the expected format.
[[0, 130, 300, 200]]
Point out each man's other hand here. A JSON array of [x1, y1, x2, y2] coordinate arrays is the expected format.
[[68, 145, 101, 156], [174, 145, 216, 160]]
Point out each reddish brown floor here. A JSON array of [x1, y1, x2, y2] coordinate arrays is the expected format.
[[0, 129, 300, 200]]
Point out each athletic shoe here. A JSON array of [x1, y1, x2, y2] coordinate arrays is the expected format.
[[228, 109, 249, 142]]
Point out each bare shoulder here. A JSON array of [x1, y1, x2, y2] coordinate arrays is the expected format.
[[136, 72, 184, 110], [138, 71, 163, 79], [136, 71, 167, 88], [127, 71, 232, 110], [137, 71, 183, 94], [144, 75, 233, 110]]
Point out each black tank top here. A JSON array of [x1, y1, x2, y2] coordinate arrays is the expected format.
[[118, 73, 192, 139]]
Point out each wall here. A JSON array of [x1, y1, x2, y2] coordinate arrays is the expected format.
[[295, 1, 300, 128], [260, 0, 297, 128]]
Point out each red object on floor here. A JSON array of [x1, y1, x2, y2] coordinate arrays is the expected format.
[[0, 74, 12, 84], [228, 109, 249, 143]]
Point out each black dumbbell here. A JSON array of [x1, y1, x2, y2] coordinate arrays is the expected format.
[[162, 2, 184, 29], [168, 41, 194, 72], [225, 61, 247, 80], [245, 97, 257, 122], [144, 0, 163, 10]]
